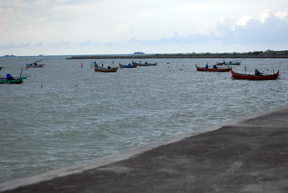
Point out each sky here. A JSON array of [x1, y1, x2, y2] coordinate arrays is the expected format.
[[0, 0, 288, 56]]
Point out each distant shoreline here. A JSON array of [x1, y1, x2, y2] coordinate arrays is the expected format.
[[67, 53, 288, 59]]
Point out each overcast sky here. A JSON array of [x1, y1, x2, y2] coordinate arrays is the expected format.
[[0, 0, 288, 56]]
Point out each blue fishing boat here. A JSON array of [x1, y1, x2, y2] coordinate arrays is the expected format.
[[119, 62, 137, 68]]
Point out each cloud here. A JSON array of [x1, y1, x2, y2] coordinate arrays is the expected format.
[[104, 42, 115, 46], [52, 0, 96, 5], [237, 15, 252, 26], [13, 0, 92, 5], [35, 42, 43, 46], [0, 41, 73, 50], [260, 8, 272, 23], [49, 41, 71, 46], [116, 21, 134, 32], [79, 39, 99, 46], [131, 9, 288, 47], [58, 41, 71, 46], [276, 11, 287, 19], [141, 31, 218, 45], [217, 9, 288, 44], [0, 42, 31, 49], [127, 38, 141, 43], [1, 2, 288, 55]]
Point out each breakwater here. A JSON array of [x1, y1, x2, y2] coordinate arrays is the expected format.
[[66, 54, 288, 59]]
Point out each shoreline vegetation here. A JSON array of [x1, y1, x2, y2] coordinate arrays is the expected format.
[[66, 50, 288, 59]]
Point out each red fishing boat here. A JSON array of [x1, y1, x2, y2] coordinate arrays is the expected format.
[[231, 69, 279, 80], [195, 65, 231, 72]]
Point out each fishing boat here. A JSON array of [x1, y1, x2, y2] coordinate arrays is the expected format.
[[0, 75, 25, 84], [26, 64, 44, 68], [26, 59, 45, 68], [231, 69, 279, 80], [216, 61, 225, 65], [119, 62, 137, 68], [94, 61, 118, 72], [224, 61, 241, 65], [132, 61, 157, 66], [195, 65, 231, 72]]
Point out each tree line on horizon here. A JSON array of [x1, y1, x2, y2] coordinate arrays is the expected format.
[[155, 50, 288, 56]]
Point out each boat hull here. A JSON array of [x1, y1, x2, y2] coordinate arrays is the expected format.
[[119, 63, 137, 68], [231, 69, 279, 80], [0, 76, 24, 84], [196, 65, 231, 72], [225, 62, 241, 65], [132, 61, 157, 66], [26, 64, 44, 68]]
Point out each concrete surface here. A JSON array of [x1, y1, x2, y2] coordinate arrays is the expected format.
[[1, 105, 288, 193]]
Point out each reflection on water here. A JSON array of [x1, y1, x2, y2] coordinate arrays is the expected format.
[[0, 57, 287, 182]]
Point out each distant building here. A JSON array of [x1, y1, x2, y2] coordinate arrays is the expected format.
[[133, 52, 145, 55], [3, 55, 16, 57]]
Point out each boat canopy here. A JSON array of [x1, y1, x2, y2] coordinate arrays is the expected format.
[[28, 59, 42, 66], [6, 73, 13, 80]]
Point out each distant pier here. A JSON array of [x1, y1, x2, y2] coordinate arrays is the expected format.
[[67, 53, 288, 59]]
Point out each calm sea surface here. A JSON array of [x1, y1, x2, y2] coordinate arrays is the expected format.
[[0, 56, 287, 183]]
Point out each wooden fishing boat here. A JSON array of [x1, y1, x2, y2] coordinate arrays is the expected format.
[[225, 61, 241, 65], [94, 62, 118, 72], [119, 62, 137, 68], [216, 61, 225, 65], [231, 69, 279, 80], [26, 64, 44, 68], [94, 65, 118, 72], [195, 65, 231, 72], [0, 75, 25, 84], [132, 61, 157, 66], [26, 59, 45, 68]]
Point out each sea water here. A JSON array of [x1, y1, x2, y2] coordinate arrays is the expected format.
[[0, 56, 287, 182]]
